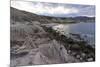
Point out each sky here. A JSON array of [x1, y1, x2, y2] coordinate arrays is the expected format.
[[11, 0, 95, 5], [11, 1, 95, 17]]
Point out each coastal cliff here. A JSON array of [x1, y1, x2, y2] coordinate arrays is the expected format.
[[10, 7, 95, 67]]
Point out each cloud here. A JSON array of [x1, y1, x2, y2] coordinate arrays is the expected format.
[[11, 1, 95, 17], [11, 1, 34, 12], [11, 0, 95, 5], [11, 1, 78, 14], [11, 1, 79, 14]]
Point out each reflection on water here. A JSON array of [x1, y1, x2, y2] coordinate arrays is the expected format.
[[53, 22, 95, 47]]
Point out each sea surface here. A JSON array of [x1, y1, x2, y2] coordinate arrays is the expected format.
[[53, 22, 95, 47]]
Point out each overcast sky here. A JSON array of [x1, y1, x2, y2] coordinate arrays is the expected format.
[[11, 1, 95, 17]]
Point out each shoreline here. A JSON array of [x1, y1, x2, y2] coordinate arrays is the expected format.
[[41, 24, 95, 62], [10, 7, 95, 66]]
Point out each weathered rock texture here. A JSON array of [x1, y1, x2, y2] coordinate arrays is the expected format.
[[10, 7, 79, 67]]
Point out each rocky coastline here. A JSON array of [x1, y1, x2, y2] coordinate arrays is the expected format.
[[42, 24, 95, 62], [10, 7, 95, 67]]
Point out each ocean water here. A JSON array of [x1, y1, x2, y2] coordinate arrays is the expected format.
[[53, 22, 95, 47]]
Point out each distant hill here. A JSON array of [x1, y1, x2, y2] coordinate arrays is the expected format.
[[11, 7, 95, 24], [71, 16, 95, 22], [10, 7, 52, 24], [11, 7, 39, 22]]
